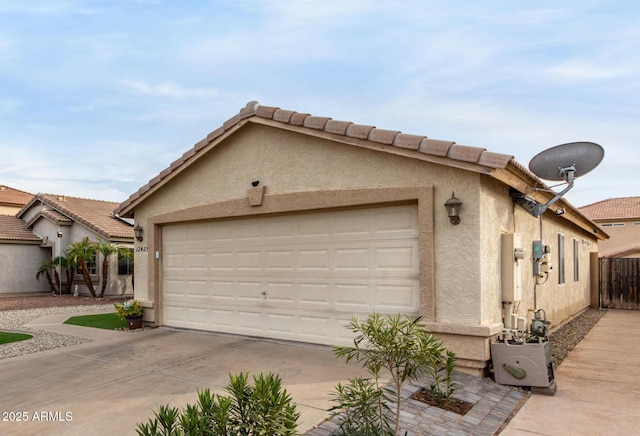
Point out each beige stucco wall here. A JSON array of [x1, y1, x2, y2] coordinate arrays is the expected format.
[[128, 122, 599, 373], [133, 123, 486, 326], [595, 219, 640, 257], [0, 243, 50, 293], [511, 207, 597, 329]]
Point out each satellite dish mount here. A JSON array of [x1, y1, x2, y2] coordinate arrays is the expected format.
[[512, 142, 604, 217]]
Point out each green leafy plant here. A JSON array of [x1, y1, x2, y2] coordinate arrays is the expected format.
[[332, 313, 457, 436], [330, 377, 393, 435], [427, 350, 457, 407], [136, 372, 299, 436], [114, 299, 144, 319]]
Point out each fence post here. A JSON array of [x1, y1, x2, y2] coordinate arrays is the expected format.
[[590, 252, 600, 309]]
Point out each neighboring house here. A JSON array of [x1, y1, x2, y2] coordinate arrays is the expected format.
[[115, 102, 605, 375], [0, 194, 135, 295], [580, 196, 640, 258], [0, 215, 51, 294], [0, 185, 34, 215]]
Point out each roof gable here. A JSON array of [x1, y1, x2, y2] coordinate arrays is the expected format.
[[18, 194, 133, 241], [113, 101, 604, 241], [115, 101, 514, 216], [580, 196, 640, 221]]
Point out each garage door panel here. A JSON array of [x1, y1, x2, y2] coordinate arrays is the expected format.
[[236, 281, 263, 301], [374, 206, 418, 234], [186, 280, 208, 297], [298, 283, 331, 306], [375, 245, 418, 271], [237, 311, 264, 333], [334, 248, 371, 271], [376, 283, 419, 312], [266, 283, 295, 303], [165, 253, 185, 270], [164, 279, 186, 298], [334, 283, 373, 310], [185, 308, 208, 326], [237, 251, 263, 270], [298, 315, 333, 342], [298, 249, 330, 270], [210, 309, 235, 329], [162, 205, 420, 346], [265, 250, 295, 270]]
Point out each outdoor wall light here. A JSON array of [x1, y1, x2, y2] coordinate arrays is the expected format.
[[444, 192, 463, 225], [133, 225, 143, 242]]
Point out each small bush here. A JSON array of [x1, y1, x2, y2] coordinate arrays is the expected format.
[[136, 372, 299, 436], [332, 313, 458, 436]]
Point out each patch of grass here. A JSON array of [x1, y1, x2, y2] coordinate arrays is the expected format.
[[64, 313, 127, 330], [0, 331, 33, 345]]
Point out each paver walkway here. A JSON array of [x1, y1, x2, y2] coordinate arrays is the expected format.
[[307, 371, 527, 435]]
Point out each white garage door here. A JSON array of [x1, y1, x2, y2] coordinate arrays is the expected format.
[[162, 204, 420, 345]]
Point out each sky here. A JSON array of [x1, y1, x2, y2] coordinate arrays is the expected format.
[[1, 0, 638, 209]]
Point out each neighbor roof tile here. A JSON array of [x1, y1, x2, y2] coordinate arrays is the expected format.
[[0, 185, 34, 207], [0, 215, 41, 242], [579, 197, 640, 221]]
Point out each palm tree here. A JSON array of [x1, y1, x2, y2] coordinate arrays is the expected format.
[[66, 237, 98, 298], [96, 241, 132, 298], [53, 255, 77, 294], [36, 258, 59, 293]]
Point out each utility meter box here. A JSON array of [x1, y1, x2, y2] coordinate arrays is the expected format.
[[501, 233, 523, 302], [491, 340, 555, 387]]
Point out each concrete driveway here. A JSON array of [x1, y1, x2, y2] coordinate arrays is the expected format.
[[0, 310, 367, 435]]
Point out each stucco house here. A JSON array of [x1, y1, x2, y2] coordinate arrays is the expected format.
[[0, 193, 135, 295], [0, 185, 33, 215], [579, 196, 640, 258], [115, 102, 604, 375]]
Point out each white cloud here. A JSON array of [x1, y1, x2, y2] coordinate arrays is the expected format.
[[120, 79, 219, 100]]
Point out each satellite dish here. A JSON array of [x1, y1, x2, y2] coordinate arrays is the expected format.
[[529, 142, 604, 182], [512, 141, 605, 217]]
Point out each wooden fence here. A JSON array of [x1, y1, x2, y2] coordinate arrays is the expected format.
[[599, 258, 640, 310]]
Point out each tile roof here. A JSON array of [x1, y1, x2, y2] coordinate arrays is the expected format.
[[115, 101, 515, 215], [0, 185, 34, 207], [0, 215, 41, 242], [19, 194, 134, 240], [579, 196, 640, 221]]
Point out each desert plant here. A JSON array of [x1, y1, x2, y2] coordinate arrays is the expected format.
[[36, 258, 59, 293], [66, 237, 98, 297], [136, 372, 299, 436], [330, 377, 393, 436], [53, 255, 76, 293], [427, 350, 458, 407], [96, 240, 133, 297], [333, 313, 456, 436]]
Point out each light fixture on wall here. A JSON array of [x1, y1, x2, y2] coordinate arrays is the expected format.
[[133, 225, 143, 242], [444, 192, 463, 225]]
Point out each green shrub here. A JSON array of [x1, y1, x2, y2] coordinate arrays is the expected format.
[[332, 313, 458, 436], [136, 372, 299, 436]]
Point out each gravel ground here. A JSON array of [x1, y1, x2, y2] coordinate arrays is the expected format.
[[0, 296, 607, 367], [0, 295, 123, 360]]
